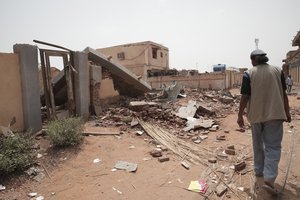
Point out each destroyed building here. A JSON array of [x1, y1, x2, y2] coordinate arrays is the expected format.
[[97, 41, 169, 81], [0, 41, 151, 133], [283, 30, 300, 86], [97, 41, 243, 91], [0, 40, 244, 134]]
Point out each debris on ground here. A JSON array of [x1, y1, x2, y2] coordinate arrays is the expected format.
[[112, 187, 123, 195], [28, 192, 38, 197], [215, 183, 228, 196], [114, 161, 137, 172], [150, 148, 162, 157], [181, 161, 190, 169], [93, 158, 101, 164], [0, 184, 5, 191], [187, 179, 208, 193], [158, 157, 170, 162]]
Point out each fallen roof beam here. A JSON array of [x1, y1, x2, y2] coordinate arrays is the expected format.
[[84, 47, 151, 95], [33, 40, 73, 52]]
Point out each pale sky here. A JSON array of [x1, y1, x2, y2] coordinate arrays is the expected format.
[[1, 0, 299, 72]]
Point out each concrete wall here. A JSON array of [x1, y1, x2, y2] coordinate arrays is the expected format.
[[13, 44, 42, 132], [0, 53, 24, 131], [74, 51, 90, 121], [148, 71, 243, 90], [225, 70, 243, 89]]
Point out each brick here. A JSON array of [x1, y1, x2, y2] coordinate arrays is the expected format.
[[181, 161, 190, 169], [234, 161, 246, 171], [215, 183, 227, 196], [208, 157, 217, 163], [225, 148, 235, 155], [158, 157, 170, 162]]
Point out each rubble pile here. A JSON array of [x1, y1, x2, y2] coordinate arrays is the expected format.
[[92, 102, 186, 129], [90, 89, 241, 142]]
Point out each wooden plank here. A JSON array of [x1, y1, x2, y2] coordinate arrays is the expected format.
[[45, 52, 57, 119], [39, 49, 51, 120], [82, 131, 120, 136]]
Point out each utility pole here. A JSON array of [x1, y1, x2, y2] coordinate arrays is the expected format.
[[255, 38, 259, 49]]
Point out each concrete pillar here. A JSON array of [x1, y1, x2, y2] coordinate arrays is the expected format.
[[73, 51, 90, 121], [13, 44, 42, 132]]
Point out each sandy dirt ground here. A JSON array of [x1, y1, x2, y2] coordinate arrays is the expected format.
[[0, 89, 300, 200]]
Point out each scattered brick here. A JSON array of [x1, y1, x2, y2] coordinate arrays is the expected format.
[[158, 157, 170, 162]]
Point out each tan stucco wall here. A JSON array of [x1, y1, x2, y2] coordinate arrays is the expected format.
[[0, 53, 24, 131], [225, 70, 243, 89], [98, 78, 120, 103], [97, 42, 169, 79], [290, 66, 300, 85], [98, 45, 147, 67], [147, 44, 169, 70], [148, 71, 242, 90]]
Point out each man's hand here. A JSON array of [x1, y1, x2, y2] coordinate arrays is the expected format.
[[237, 94, 249, 129], [237, 115, 244, 128], [286, 112, 292, 123]]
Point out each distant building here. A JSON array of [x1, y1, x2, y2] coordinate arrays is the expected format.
[[283, 30, 300, 85], [97, 41, 169, 81], [213, 64, 226, 72]]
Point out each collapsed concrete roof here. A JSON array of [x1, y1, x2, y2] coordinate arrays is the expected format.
[[84, 47, 151, 97]]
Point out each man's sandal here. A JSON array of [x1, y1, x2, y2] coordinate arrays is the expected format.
[[261, 184, 279, 196]]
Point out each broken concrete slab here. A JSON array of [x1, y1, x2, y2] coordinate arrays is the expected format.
[[196, 103, 216, 116], [184, 117, 214, 131], [130, 118, 139, 127], [114, 161, 137, 172], [84, 47, 151, 97], [176, 100, 197, 119], [164, 82, 182, 101], [220, 96, 234, 104], [129, 101, 158, 111]]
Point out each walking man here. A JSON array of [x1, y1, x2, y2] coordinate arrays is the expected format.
[[286, 75, 293, 93], [237, 49, 291, 195]]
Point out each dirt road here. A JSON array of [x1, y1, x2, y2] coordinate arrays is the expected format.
[[1, 92, 299, 200]]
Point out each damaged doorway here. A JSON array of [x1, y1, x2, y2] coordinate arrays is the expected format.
[[39, 47, 75, 121]]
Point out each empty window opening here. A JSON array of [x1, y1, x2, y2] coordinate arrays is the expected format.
[[152, 48, 158, 59], [49, 56, 64, 71], [160, 52, 163, 58], [117, 52, 125, 60]]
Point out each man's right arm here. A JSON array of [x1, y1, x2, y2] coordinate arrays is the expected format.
[[238, 94, 250, 127], [237, 72, 251, 128]]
